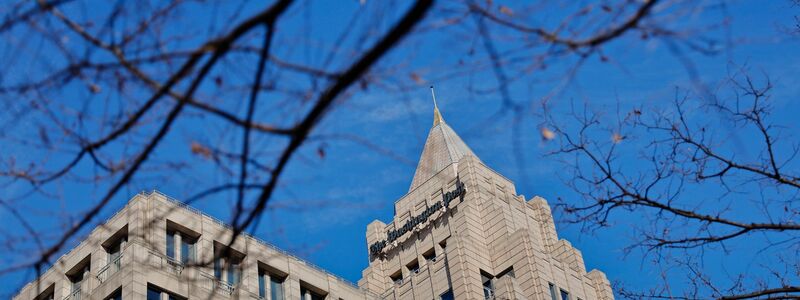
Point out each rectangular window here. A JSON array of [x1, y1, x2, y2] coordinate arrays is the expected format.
[[440, 289, 454, 300], [390, 270, 403, 285], [105, 288, 122, 300], [422, 248, 436, 262], [258, 270, 266, 298], [407, 260, 420, 274], [167, 228, 197, 264], [213, 243, 244, 285], [549, 283, 558, 300], [180, 240, 191, 264], [300, 286, 324, 300], [214, 257, 222, 279], [147, 286, 160, 300], [560, 289, 570, 300], [270, 276, 285, 300], [34, 283, 55, 300], [227, 262, 241, 284], [481, 271, 494, 299], [148, 284, 183, 300], [166, 232, 175, 259], [67, 259, 90, 294]]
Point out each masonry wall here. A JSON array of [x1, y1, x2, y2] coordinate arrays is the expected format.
[[14, 192, 372, 300], [359, 156, 614, 300]]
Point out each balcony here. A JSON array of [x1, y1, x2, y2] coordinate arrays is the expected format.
[[96, 253, 124, 284], [199, 271, 236, 295], [213, 279, 235, 295], [62, 288, 82, 300], [148, 250, 184, 275]]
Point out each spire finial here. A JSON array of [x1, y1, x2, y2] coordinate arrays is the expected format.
[[430, 86, 444, 126]]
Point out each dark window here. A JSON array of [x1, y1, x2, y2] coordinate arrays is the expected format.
[[407, 260, 420, 274], [147, 284, 184, 300], [560, 289, 570, 300], [167, 228, 197, 263], [147, 286, 160, 300], [166, 233, 175, 259], [271, 275, 285, 300], [481, 271, 494, 299], [105, 288, 122, 300], [34, 283, 55, 300], [300, 286, 324, 300], [213, 243, 243, 284], [258, 270, 266, 298], [440, 289, 454, 300], [549, 283, 558, 300], [180, 238, 196, 264], [422, 248, 436, 262], [389, 270, 403, 285]]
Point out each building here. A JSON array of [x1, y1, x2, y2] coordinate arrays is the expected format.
[[13, 190, 371, 300], [358, 105, 613, 300], [13, 103, 612, 300]]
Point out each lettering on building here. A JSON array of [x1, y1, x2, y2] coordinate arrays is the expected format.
[[369, 176, 466, 257]]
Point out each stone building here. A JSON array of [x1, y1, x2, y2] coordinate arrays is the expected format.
[[12, 191, 372, 300], [13, 104, 612, 300], [358, 105, 613, 300]]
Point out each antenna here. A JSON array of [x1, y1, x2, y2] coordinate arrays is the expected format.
[[430, 86, 439, 109]]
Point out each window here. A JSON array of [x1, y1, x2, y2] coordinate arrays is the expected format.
[[440, 289, 454, 300], [407, 260, 420, 274], [258, 266, 286, 300], [147, 284, 183, 300], [481, 271, 494, 299], [166, 227, 197, 264], [103, 226, 128, 271], [422, 248, 436, 262], [213, 243, 244, 285], [389, 270, 403, 285], [66, 255, 91, 297], [147, 286, 160, 300], [560, 289, 570, 300], [104, 288, 122, 300], [549, 283, 558, 300], [166, 232, 175, 259], [34, 283, 55, 300], [300, 285, 325, 300], [214, 256, 242, 284], [270, 275, 285, 300], [107, 236, 126, 266]]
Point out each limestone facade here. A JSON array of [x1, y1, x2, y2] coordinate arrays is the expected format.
[[357, 108, 614, 300], [13, 191, 371, 300]]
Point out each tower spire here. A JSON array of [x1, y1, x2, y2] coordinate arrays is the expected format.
[[430, 86, 444, 126]]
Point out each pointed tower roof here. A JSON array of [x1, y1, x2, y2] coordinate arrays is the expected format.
[[408, 91, 479, 192]]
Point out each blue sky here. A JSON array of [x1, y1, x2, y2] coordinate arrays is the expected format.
[[1, 0, 799, 297]]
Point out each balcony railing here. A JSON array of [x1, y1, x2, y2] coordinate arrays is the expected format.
[[96, 253, 124, 284], [199, 271, 236, 295], [213, 279, 235, 295], [149, 250, 184, 275], [62, 288, 81, 300]]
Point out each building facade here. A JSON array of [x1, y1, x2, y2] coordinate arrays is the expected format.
[[13, 191, 372, 300], [14, 105, 612, 300], [358, 107, 613, 300]]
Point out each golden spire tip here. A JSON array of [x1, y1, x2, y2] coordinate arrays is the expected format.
[[430, 86, 444, 126]]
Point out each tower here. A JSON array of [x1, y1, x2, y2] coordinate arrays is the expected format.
[[358, 98, 613, 300]]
